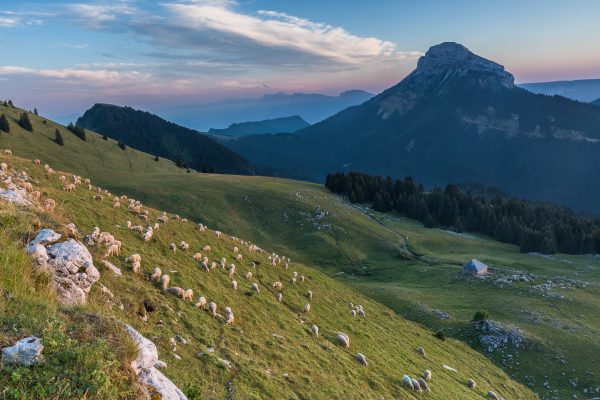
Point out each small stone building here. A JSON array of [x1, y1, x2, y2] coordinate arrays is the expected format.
[[463, 259, 488, 275]]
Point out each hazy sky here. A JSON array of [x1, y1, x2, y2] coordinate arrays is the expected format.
[[1, 0, 599, 120]]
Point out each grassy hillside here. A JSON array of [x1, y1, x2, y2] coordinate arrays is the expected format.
[[0, 152, 535, 399], [3, 103, 596, 398]]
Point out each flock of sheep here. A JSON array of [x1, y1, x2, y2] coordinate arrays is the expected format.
[[0, 148, 509, 399]]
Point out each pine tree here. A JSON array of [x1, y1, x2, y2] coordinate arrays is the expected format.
[[0, 114, 9, 133], [102, 135, 108, 140], [18, 112, 33, 131], [54, 129, 64, 146], [8, 100, 14, 107], [118, 141, 126, 150], [154, 156, 159, 162], [33, 108, 38, 116]]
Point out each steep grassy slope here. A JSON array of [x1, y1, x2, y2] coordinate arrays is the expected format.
[[0, 153, 536, 399]]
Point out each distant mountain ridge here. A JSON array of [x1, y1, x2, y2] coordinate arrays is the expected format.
[[592, 98, 600, 106], [152, 90, 374, 131], [208, 115, 309, 137], [76, 104, 267, 175], [222, 42, 600, 213], [520, 79, 600, 102]]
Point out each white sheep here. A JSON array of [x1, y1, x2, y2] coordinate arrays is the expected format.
[[195, 296, 207, 309], [33, 159, 40, 165], [290, 277, 296, 285], [167, 287, 185, 298], [192, 253, 202, 261], [276, 292, 283, 302], [203, 245, 211, 253], [231, 280, 238, 290], [208, 302, 217, 316], [245, 271, 252, 281], [215, 231, 222, 238], [113, 200, 121, 209], [233, 246, 239, 253], [311, 325, 319, 337], [225, 309, 234, 325], [228, 264, 236, 278], [161, 274, 170, 290], [302, 303, 311, 313], [236, 254, 243, 261], [351, 310, 356, 318], [126, 254, 141, 273], [306, 290, 313, 300], [143, 227, 153, 242], [103, 243, 120, 258], [251, 283, 259, 293], [169, 243, 176, 253], [3, 149, 12, 156], [411, 379, 422, 394], [358, 309, 366, 318], [424, 370, 432, 381], [488, 391, 499, 400], [272, 281, 283, 290], [416, 346, 427, 358], [151, 267, 162, 281], [0, 163, 7, 174], [467, 379, 476, 388], [200, 261, 209, 272], [355, 353, 368, 366], [183, 289, 194, 301], [300, 275, 305, 284], [179, 241, 189, 251], [337, 332, 350, 348], [292, 271, 298, 278]]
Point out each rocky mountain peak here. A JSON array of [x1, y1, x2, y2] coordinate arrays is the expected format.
[[414, 42, 515, 88]]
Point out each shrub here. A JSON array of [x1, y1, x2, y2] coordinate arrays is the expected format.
[[55, 129, 64, 146], [472, 310, 489, 322], [118, 141, 126, 150], [102, 135, 108, 141], [0, 114, 9, 133], [67, 123, 86, 141], [154, 156, 159, 162], [434, 330, 447, 341], [18, 112, 33, 131]]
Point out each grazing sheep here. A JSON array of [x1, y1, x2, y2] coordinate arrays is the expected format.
[[231, 280, 238, 290], [355, 353, 368, 366], [424, 370, 432, 381], [151, 267, 162, 282], [94, 194, 104, 202], [0, 162, 7, 174], [160, 274, 170, 290], [236, 254, 243, 261], [351, 310, 356, 318], [292, 271, 298, 278], [179, 241, 189, 251], [59, 175, 67, 182], [126, 254, 142, 273], [34, 159, 40, 165], [85, 179, 91, 185], [358, 309, 366, 318], [467, 379, 476, 388], [402, 375, 414, 390], [272, 281, 283, 290], [192, 253, 202, 261], [3, 149, 12, 156], [488, 391, 499, 400], [32, 191, 41, 200], [228, 264, 236, 278], [417, 378, 430, 393], [63, 183, 75, 192], [300, 275, 305, 284], [169, 243, 176, 253], [251, 283, 259, 292], [411, 379, 422, 393], [215, 231, 222, 238], [203, 245, 211, 253], [245, 271, 252, 281], [195, 296, 207, 309], [211, 261, 217, 270], [103, 243, 120, 258], [311, 325, 319, 337], [337, 332, 350, 348], [302, 303, 311, 313], [208, 302, 217, 316], [233, 246, 239, 253], [290, 277, 296, 285], [276, 292, 283, 302], [306, 290, 313, 300], [416, 346, 427, 358], [198, 223, 206, 232], [167, 287, 185, 298], [143, 227, 153, 242], [183, 289, 194, 301], [200, 261, 209, 272]]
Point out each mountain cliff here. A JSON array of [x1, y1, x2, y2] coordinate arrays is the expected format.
[[208, 115, 309, 137], [223, 42, 600, 213]]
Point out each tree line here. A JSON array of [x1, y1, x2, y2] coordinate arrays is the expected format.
[[325, 171, 600, 255]]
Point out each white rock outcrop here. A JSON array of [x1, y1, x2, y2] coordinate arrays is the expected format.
[[26, 229, 100, 305], [0, 184, 33, 206], [1, 336, 44, 366], [125, 325, 188, 400]]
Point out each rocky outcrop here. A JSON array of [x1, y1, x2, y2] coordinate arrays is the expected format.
[[476, 320, 526, 353], [0, 183, 33, 206], [26, 229, 100, 306], [1, 336, 44, 366], [125, 325, 188, 400]]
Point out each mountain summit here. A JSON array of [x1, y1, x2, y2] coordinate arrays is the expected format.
[[223, 42, 600, 213]]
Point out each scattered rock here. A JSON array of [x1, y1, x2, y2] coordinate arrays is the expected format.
[[1, 336, 44, 366], [0, 185, 32, 206], [125, 324, 188, 400], [476, 320, 525, 353]]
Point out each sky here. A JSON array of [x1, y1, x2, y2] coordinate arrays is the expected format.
[[1, 0, 599, 120]]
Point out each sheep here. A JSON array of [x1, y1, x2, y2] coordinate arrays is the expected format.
[[231, 280, 238, 290], [351, 310, 356, 318], [215, 231, 222, 238], [276, 292, 283, 302], [85, 179, 91, 185], [192, 253, 202, 261], [202, 245, 211, 253], [411, 379, 422, 394], [3, 149, 12, 156], [46, 168, 54, 175], [59, 175, 66, 182], [236, 254, 243, 261], [173, 214, 180, 221], [167, 287, 185, 298], [228, 264, 236, 278], [0, 162, 7, 174], [251, 283, 259, 292], [290, 277, 296, 285], [103, 243, 120, 258], [402, 375, 414, 390], [179, 241, 189, 251], [44, 164, 50, 171], [143, 227, 153, 242], [94, 194, 104, 202], [169, 243, 177, 253], [245, 271, 252, 281], [32, 191, 41, 200], [63, 183, 75, 192], [183, 289, 194, 301], [195, 296, 207, 309], [208, 302, 217, 316], [211, 261, 217, 270], [300, 275, 305, 284], [424, 370, 432, 381], [113, 200, 121, 209], [272, 281, 283, 290], [33, 159, 40, 165], [151, 267, 162, 282], [467, 379, 476, 388], [417, 378, 430, 393], [306, 290, 313, 300], [357, 309, 366, 318], [198, 223, 206, 232], [251, 262, 256, 269], [126, 254, 142, 274], [233, 246, 239, 253], [337, 332, 350, 348], [199, 261, 210, 272], [416, 346, 427, 358], [355, 353, 368, 366], [311, 325, 319, 337], [224, 307, 234, 324], [488, 391, 499, 400], [44, 198, 56, 211], [161, 274, 170, 290], [302, 303, 311, 314], [292, 271, 298, 278]]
